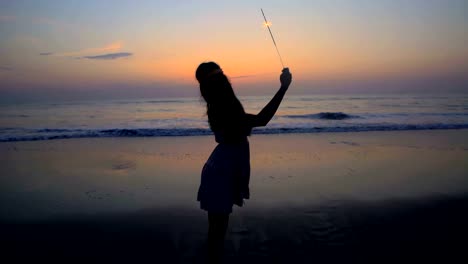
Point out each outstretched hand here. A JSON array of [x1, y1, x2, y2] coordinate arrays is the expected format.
[[280, 68, 292, 89], [250, 68, 291, 127]]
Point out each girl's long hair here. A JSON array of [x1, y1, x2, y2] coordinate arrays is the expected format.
[[196, 62, 250, 141]]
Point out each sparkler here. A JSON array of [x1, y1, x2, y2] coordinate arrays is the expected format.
[[261, 8, 285, 68]]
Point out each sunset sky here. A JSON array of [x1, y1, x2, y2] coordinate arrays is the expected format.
[[1, 0, 467, 101]]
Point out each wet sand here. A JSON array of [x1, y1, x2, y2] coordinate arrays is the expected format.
[[2, 196, 468, 263], [1, 130, 468, 263]]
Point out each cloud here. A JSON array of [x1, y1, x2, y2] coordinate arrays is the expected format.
[[41, 41, 123, 58], [82, 52, 133, 60], [59, 41, 123, 57], [38, 41, 133, 61]]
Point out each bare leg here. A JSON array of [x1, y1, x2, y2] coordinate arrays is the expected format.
[[207, 212, 229, 263]]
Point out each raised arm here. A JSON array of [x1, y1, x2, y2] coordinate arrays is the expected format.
[[247, 68, 292, 127]]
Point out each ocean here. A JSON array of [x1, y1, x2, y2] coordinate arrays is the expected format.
[[1, 94, 468, 141]]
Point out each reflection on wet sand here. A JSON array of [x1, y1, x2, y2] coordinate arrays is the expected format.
[[1, 130, 467, 262]]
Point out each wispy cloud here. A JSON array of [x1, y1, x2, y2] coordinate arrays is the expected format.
[[40, 41, 124, 58], [60, 41, 123, 57], [82, 52, 133, 60]]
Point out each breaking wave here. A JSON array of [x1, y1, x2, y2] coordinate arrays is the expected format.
[[2, 124, 468, 142]]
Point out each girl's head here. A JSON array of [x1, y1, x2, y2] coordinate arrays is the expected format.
[[196, 62, 249, 138], [196, 61, 221, 84], [196, 62, 236, 105]]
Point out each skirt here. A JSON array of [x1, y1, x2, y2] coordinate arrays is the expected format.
[[197, 140, 250, 213]]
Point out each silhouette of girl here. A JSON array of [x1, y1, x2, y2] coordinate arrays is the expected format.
[[196, 62, 292, 262]]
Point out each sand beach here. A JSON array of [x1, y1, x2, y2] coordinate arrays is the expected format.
[[1, 129, 468, 263]]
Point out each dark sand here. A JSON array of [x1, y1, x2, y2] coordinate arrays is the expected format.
[[2, 196, 467, 263], [1, 130, 468, 263]]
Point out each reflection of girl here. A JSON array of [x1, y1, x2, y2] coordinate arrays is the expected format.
[[196, 62, 292, 262]]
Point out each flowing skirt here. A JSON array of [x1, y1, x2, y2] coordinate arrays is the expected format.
[[197, 140, 250, 213]]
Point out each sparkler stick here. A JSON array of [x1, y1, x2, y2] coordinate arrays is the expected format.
[[261, 8, 285, 68]]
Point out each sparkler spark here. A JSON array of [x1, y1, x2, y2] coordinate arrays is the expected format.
[[263, 21, 272, 27]]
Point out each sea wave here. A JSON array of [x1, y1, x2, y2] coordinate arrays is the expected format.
[[1, 124, 468, 142], [285, 112, 358, 120], [285, 112, 468, 120]]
